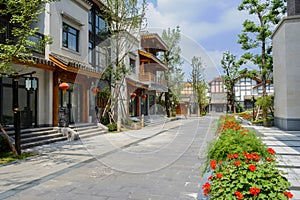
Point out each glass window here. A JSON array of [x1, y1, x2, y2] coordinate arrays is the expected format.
[[95, 14, 107, 34], [130, 58, 136, 73], [88, 11, 93, 32], [62, 23, 79, 52], [88, 41, 93, 64]]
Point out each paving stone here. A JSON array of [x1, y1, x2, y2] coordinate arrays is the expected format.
[[0, 115, 220, 200]]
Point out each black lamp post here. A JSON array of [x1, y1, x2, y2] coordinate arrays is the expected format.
[[11, 71, 36, 155], [252, 95, 255, 121]]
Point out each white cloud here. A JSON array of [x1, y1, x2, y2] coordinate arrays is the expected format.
[[145, 0, 254, 81], [146, 1, 250, 41]]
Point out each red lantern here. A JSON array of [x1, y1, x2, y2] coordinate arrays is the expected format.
[[59, 82, 69, 93], [142, 94, 147, 99], [131, 92, 137, 98], [91, 87, 99, 96]]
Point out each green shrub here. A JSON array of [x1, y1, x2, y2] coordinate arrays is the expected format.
[[106, 123, 117, 132], [208, 155, 292, 199], [208, 129, 268, 162], [0, 135, 10, 153], [202, 115, 293, 199]]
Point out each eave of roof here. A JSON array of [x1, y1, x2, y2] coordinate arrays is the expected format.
[[49, 54, 102, 79], [141, 33, 168, 51], [138, 50, 168, 71]]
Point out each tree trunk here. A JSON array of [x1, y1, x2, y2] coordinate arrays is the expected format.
[[165, 89, 170, 117], [0, 124, 19, 157]]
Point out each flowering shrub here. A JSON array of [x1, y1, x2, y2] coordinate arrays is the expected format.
[[238, 111, 253, 121], [203, 115, 293, 199], [208, 116, 268, 162]]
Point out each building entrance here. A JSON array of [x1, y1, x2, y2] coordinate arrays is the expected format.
[[0, 77, 38, 128]]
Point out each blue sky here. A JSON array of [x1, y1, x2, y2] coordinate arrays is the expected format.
[[145, 0, 254, 81]]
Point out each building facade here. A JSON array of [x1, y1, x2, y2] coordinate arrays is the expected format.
[[125, 33, 168, 118], [208, 77, 227, 112], [0, 0, 108, 128], [207, 76, 274, 113], [272, 0, 300, 130]]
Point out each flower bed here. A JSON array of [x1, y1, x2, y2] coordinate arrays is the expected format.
[[202, 115, 293, 199]]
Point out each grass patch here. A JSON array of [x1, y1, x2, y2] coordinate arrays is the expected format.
[[0, 152, 36, 165]]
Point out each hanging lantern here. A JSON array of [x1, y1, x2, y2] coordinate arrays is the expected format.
[[131, 92, 137, 98], [59, 82, 69, 93], [142, 94, 147, 99], [91, 87, 99, 96]]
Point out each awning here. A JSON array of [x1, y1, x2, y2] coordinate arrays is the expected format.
[[49, 54, 102, 79], [126, 77, 149, 89], [148, 82, 168, 92], [138, 50, 168, 71]]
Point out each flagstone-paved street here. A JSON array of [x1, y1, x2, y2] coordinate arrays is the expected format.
[[0, 114, 219, 200]]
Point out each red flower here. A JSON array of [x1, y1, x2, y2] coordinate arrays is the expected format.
[[208, 176, 213, 181], [234, 191, 244, 199], [244, 152, 260, 162], [228, 154, 239, 159], [266, 157, 275, 162], [249, 187, 260, 196], [248, 164, 256, 172], [216, 173, 223, 179], [202, 182, 211, 189], [234, 161, 241, 167], [203, 188, 209, 195], [283, 191, 293, 199], [267, 148, 276, 155], [202, 182, 211, 196], [210, 160, 217, 170]]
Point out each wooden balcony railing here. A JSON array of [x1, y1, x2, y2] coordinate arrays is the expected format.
[[139, 72, 168, 86]]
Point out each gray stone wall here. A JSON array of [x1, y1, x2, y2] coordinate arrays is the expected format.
[[287, 0, 300, 16], [272, 16, 300, 130]]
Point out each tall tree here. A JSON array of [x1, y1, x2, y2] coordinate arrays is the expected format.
[[0, 0, 54, 156], [0, 0, 53, 73], [190, 56, 208, 115], [101, 0, 147, 130], [238, 0, 286, 124], [161, 26, 184, 117], [221, 51, 243, 113]]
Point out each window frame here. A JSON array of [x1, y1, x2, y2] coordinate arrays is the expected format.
[[62, 23, 79, 52]]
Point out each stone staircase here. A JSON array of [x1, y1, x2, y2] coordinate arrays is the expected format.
[[4, 127, 67, 149], [69, 123, 108, 139], [2, 123, 108, 150]]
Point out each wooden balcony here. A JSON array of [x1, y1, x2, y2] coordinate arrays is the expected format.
[[139, 72, 167, 87]]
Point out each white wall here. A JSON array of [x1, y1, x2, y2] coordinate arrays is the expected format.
[[47, 0, 91, 63], [273, 15, 300, 130]]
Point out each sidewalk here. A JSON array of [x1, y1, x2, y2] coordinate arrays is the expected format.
[[0, 119, 186, 199], [248, 125, 300, 199]]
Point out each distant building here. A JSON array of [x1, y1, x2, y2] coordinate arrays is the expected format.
[[176, 82, 199, 116], [208, 77, 227, 112], [207, 76, 274, 113]]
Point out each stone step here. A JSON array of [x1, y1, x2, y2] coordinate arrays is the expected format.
[[69, 123, 108, 139], [21, 132, 65, 144], [6, 127, 55, 138], [78, 129, 107, 139], [21, 136, 67, 149], [1, 127, 69, 150]]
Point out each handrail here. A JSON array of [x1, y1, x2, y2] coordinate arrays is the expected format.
[[139, 72, 167, 86]]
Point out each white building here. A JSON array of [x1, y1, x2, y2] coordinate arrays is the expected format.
[[0, 0, 108, 127]]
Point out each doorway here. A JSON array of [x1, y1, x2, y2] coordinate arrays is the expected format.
[[59, 83, 82, 124], [0, 77, 38, 128]]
